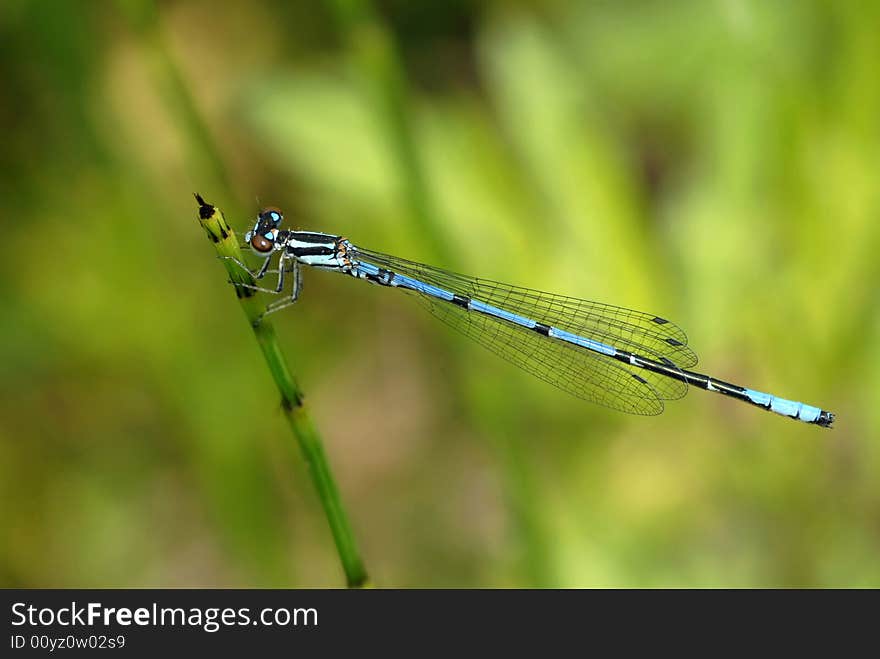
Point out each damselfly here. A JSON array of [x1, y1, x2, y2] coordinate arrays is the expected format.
[[225, 207, 835, 428]]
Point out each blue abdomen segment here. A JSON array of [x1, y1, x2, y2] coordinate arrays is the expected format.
[[392, 273, 454, 301], [743, 388, 825, 424], [355, 263, 454, 301], [548, 327, 617, 357], [350, 258, 835, 427], [354, 261, 617, 355], [469, 299, 536, 329]]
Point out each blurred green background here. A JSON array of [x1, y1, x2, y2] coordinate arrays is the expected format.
[[2, 0, 878, 587]]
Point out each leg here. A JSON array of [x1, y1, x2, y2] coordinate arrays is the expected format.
[[259, 261, 303, 318], [221, 255, 272, 280], [225, 255, 286, 295], [233, 281, 289, 295], [272, 254, 287, 293], [257, 255, 273, 279], [292, 260, 302, 300], [239, 254, 292, 299]]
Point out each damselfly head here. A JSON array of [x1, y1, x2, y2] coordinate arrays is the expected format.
[[259, 206, 284, 228], [245, 206, 285, 254]]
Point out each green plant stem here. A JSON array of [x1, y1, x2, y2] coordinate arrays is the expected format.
[[195, 194, 368, 588]]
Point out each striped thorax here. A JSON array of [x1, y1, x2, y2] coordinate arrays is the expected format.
[[284, 231, 350, 271]]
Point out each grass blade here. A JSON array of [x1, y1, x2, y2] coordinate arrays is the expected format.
[[194, 193, 369, 588]]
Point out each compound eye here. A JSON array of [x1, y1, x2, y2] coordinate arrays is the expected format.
[[250, 234, 274, 253], [260, 206, 284, 227]]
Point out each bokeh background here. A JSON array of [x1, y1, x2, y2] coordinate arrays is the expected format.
[[2, 0, 878, 587]]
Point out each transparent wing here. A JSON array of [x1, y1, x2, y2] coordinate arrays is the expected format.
[[351, 246, 699, 413], [417, 290, 665, 414]]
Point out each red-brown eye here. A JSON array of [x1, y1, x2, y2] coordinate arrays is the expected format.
[[251, 234, 274, 253]]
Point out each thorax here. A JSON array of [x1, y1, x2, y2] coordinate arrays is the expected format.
[[283, 231, 348, 270]]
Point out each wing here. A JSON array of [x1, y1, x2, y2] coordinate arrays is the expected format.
[[351, 246, 699, 414]]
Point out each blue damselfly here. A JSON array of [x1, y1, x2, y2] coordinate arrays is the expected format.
[[225, 207, 835, 428]]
